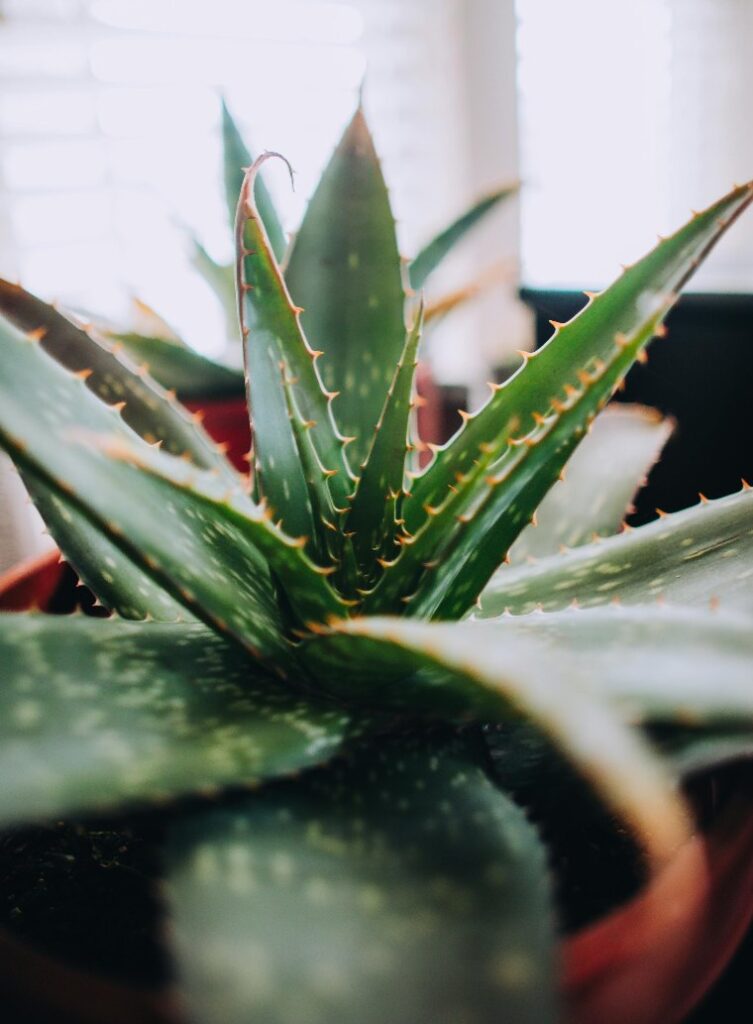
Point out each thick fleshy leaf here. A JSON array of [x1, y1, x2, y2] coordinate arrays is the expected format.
[[366, 184, 753, 618], [0, 281, 234, 618], [222, 99, 286, 260], [0, 614, 358, 825], [0, 280, 233, 473], [363, 305, 671, 618], [309, 617, 689, 868], [479, 486, 753, 618], [236, 157, 354, 540], [509, 404, 672, 563], [0, 313, 295, 659], [166, 731, 558, 1024], [110, 330, 243, 400], [403, 182, 753, 540], [473, 604, 753, 726], [408, 184, 519, 291], [285, 108, 406, 468], [81, 435, 352, 631], [345, 306, 423, 575], [24, 472, 185, 620]]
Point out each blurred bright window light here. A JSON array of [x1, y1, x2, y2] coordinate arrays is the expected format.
[[0, 0, 477, 357], [516, 0, 753, 292]]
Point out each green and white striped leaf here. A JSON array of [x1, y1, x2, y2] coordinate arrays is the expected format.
[[408, 183, 519, 291], [479, 486, 753, 618], [509, 404, 672, 564], [403, 182, 753, 541], [285, 108, 406, 468], [0, 614, 358, 825], [308, 617, 689, 869], [166, 731, 557, 1024]]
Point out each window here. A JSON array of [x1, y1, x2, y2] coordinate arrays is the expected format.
[[0, 0, 519, 358], [516, 0, 753, 291]]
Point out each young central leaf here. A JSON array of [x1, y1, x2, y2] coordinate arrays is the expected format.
[[285, 108, 406, 468]]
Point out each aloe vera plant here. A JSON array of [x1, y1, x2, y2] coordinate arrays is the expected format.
[[103, 101, 517, 402], [1, 106, 753, 1024]]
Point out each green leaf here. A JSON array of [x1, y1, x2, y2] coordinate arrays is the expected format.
[[408, 183, 519, 291], [0, 279, 234, 473], [190, 238, 239, 348], [0, 312, 297, 659], [222, 99, 286, 261], [509, 404, 672, 564], [370, 183, 753, 618], [111, 330, 244, 400], [165, 731, 558, 1024], [309, 617, 689, 869], [0, 614, 358, 825], [24, 472, 185, 620], [478, 485, 753, 618], [473, 604, 753, 726], [84, 432, 352, 631], [403, 182, 753, 541], [236, 156, 355, 542], [345, 305, 423, 576], [0, 281, 234, 618], [285, 108, 406, 468]]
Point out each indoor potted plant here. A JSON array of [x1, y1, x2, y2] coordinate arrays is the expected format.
[[0, 108, 753, 1023]]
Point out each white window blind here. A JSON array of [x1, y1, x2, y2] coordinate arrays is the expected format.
[[516, 0, 753, 291], [0, 0, 502, 357]]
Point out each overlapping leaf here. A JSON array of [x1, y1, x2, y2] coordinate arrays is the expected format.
[[166, 731, 557, 1024], [308, 617, 689, 868], [0, 614, 359, 825], [479, 486, 753, 617], [236, 157, 354, 543], [508, 404, 672, 563], [364, 183, 753, 616], [285, 109, 406, 468]]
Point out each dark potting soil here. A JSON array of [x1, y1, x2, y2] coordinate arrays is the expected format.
[[0, 816, 170, 988]]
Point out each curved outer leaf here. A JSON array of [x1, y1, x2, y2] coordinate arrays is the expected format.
[[222, 99, 286, 261], [508, 404, 673, 564], [96, 434, 351, 628], [478, 486, 753, 618], [0, 281, 235, 618], [0, 313, 298, 660], [309, 617, 690, 870], [474, 604, 753, 726], [408, 183, 519, 291], [236, 157, 355, 544], [403, 182, 753, 537], [24, 473, 185, 620], [284, 108, 406, 468], [0, 614, 359, 825], [0, 280, 233, 475], [109, 330, 243, 400], [166, 732, 558, 1024], [345, 305, 423, 575]]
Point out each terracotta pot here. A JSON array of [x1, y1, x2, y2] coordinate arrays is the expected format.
[[2, 555, 753, 1023]]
